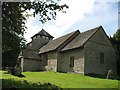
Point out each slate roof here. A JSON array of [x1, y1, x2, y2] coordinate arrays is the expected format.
[[38, 26, 102, 54], [31, 29, 54, 39], [61, 26, 101, 51], [38, 30, 80, 54]]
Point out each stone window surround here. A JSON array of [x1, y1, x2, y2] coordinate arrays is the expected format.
[[100, 53, 104, 64], [70, 56, 74, 67]]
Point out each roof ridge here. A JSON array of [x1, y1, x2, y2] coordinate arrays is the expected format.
[[53, 30, 79, 40]]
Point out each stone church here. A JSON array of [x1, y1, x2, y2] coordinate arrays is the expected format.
[[21, 26, 117, 76]]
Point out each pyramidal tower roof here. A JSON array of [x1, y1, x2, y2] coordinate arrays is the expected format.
[[31, 29, 54, 39]]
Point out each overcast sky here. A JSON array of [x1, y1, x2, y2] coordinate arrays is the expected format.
[[25, 0, 119, 43]]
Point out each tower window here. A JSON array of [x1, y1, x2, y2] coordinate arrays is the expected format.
[[37, 35, 40, 38], [41, 36, 45, 38], [46, 37, 49, 39]]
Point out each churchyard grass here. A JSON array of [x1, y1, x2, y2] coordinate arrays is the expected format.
[[0, 70, 119, 89]]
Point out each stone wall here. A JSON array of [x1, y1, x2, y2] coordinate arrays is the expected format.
[[84, 28, 117, 77], [21, 58, 42, 71], [23, 49, 39, 59], [22, 34, 51, 71], [59, 48, 84, 74], [31, 36, 50, 50], [44, 51, 57, 72]]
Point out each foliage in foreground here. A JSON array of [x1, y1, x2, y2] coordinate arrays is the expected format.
[[2, 78, 61, 90], [110, 28, 120, 75]]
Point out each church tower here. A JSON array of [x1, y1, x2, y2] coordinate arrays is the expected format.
[[28, 29, 54, 50], [21, 29, 54, 71]]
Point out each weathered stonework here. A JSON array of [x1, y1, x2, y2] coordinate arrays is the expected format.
[[84, 28, 117, 77], [21, 26, 117, 78], [21, 30, 54, 71], [44, 51, 57, 71], [21, 59, 42, 71], [59, 48, 84, 74]]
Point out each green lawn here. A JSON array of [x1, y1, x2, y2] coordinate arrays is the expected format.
[[0, 70, 119, 89]]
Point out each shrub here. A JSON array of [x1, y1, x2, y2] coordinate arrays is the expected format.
[[2, 78, 62, 90], [6, 66, 22, 76]]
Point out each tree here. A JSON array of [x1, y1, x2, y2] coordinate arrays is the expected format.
[[110, 28, 120, 75], [113, 28, 120, 42], [2, 1, 68, 67]]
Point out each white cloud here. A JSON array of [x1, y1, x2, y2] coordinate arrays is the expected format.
[[95, 0, 119, 2], [25, 0, 96, 42], [54, 0, 95, 29], [44, 25, 63, 38], [24, 16, 42, 42], [25, 0, 118, 43], [45, 0, 96, 36], [70, 1, 118, 36]]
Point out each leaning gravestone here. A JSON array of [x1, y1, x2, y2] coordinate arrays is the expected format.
[[106, 70, 113, 79], [14, 66, 22, 76]]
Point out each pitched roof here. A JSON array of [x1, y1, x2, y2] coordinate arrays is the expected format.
[[61, 26, 101, 51], [31, 29, 54, 39], [38, 30, 80, 54]]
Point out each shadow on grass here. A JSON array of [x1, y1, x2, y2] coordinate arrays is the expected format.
[[3, 71, 25, 78], [85, 74, 120, 80], [2, 79, 62, 90], [15, 74, 26, 77]]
